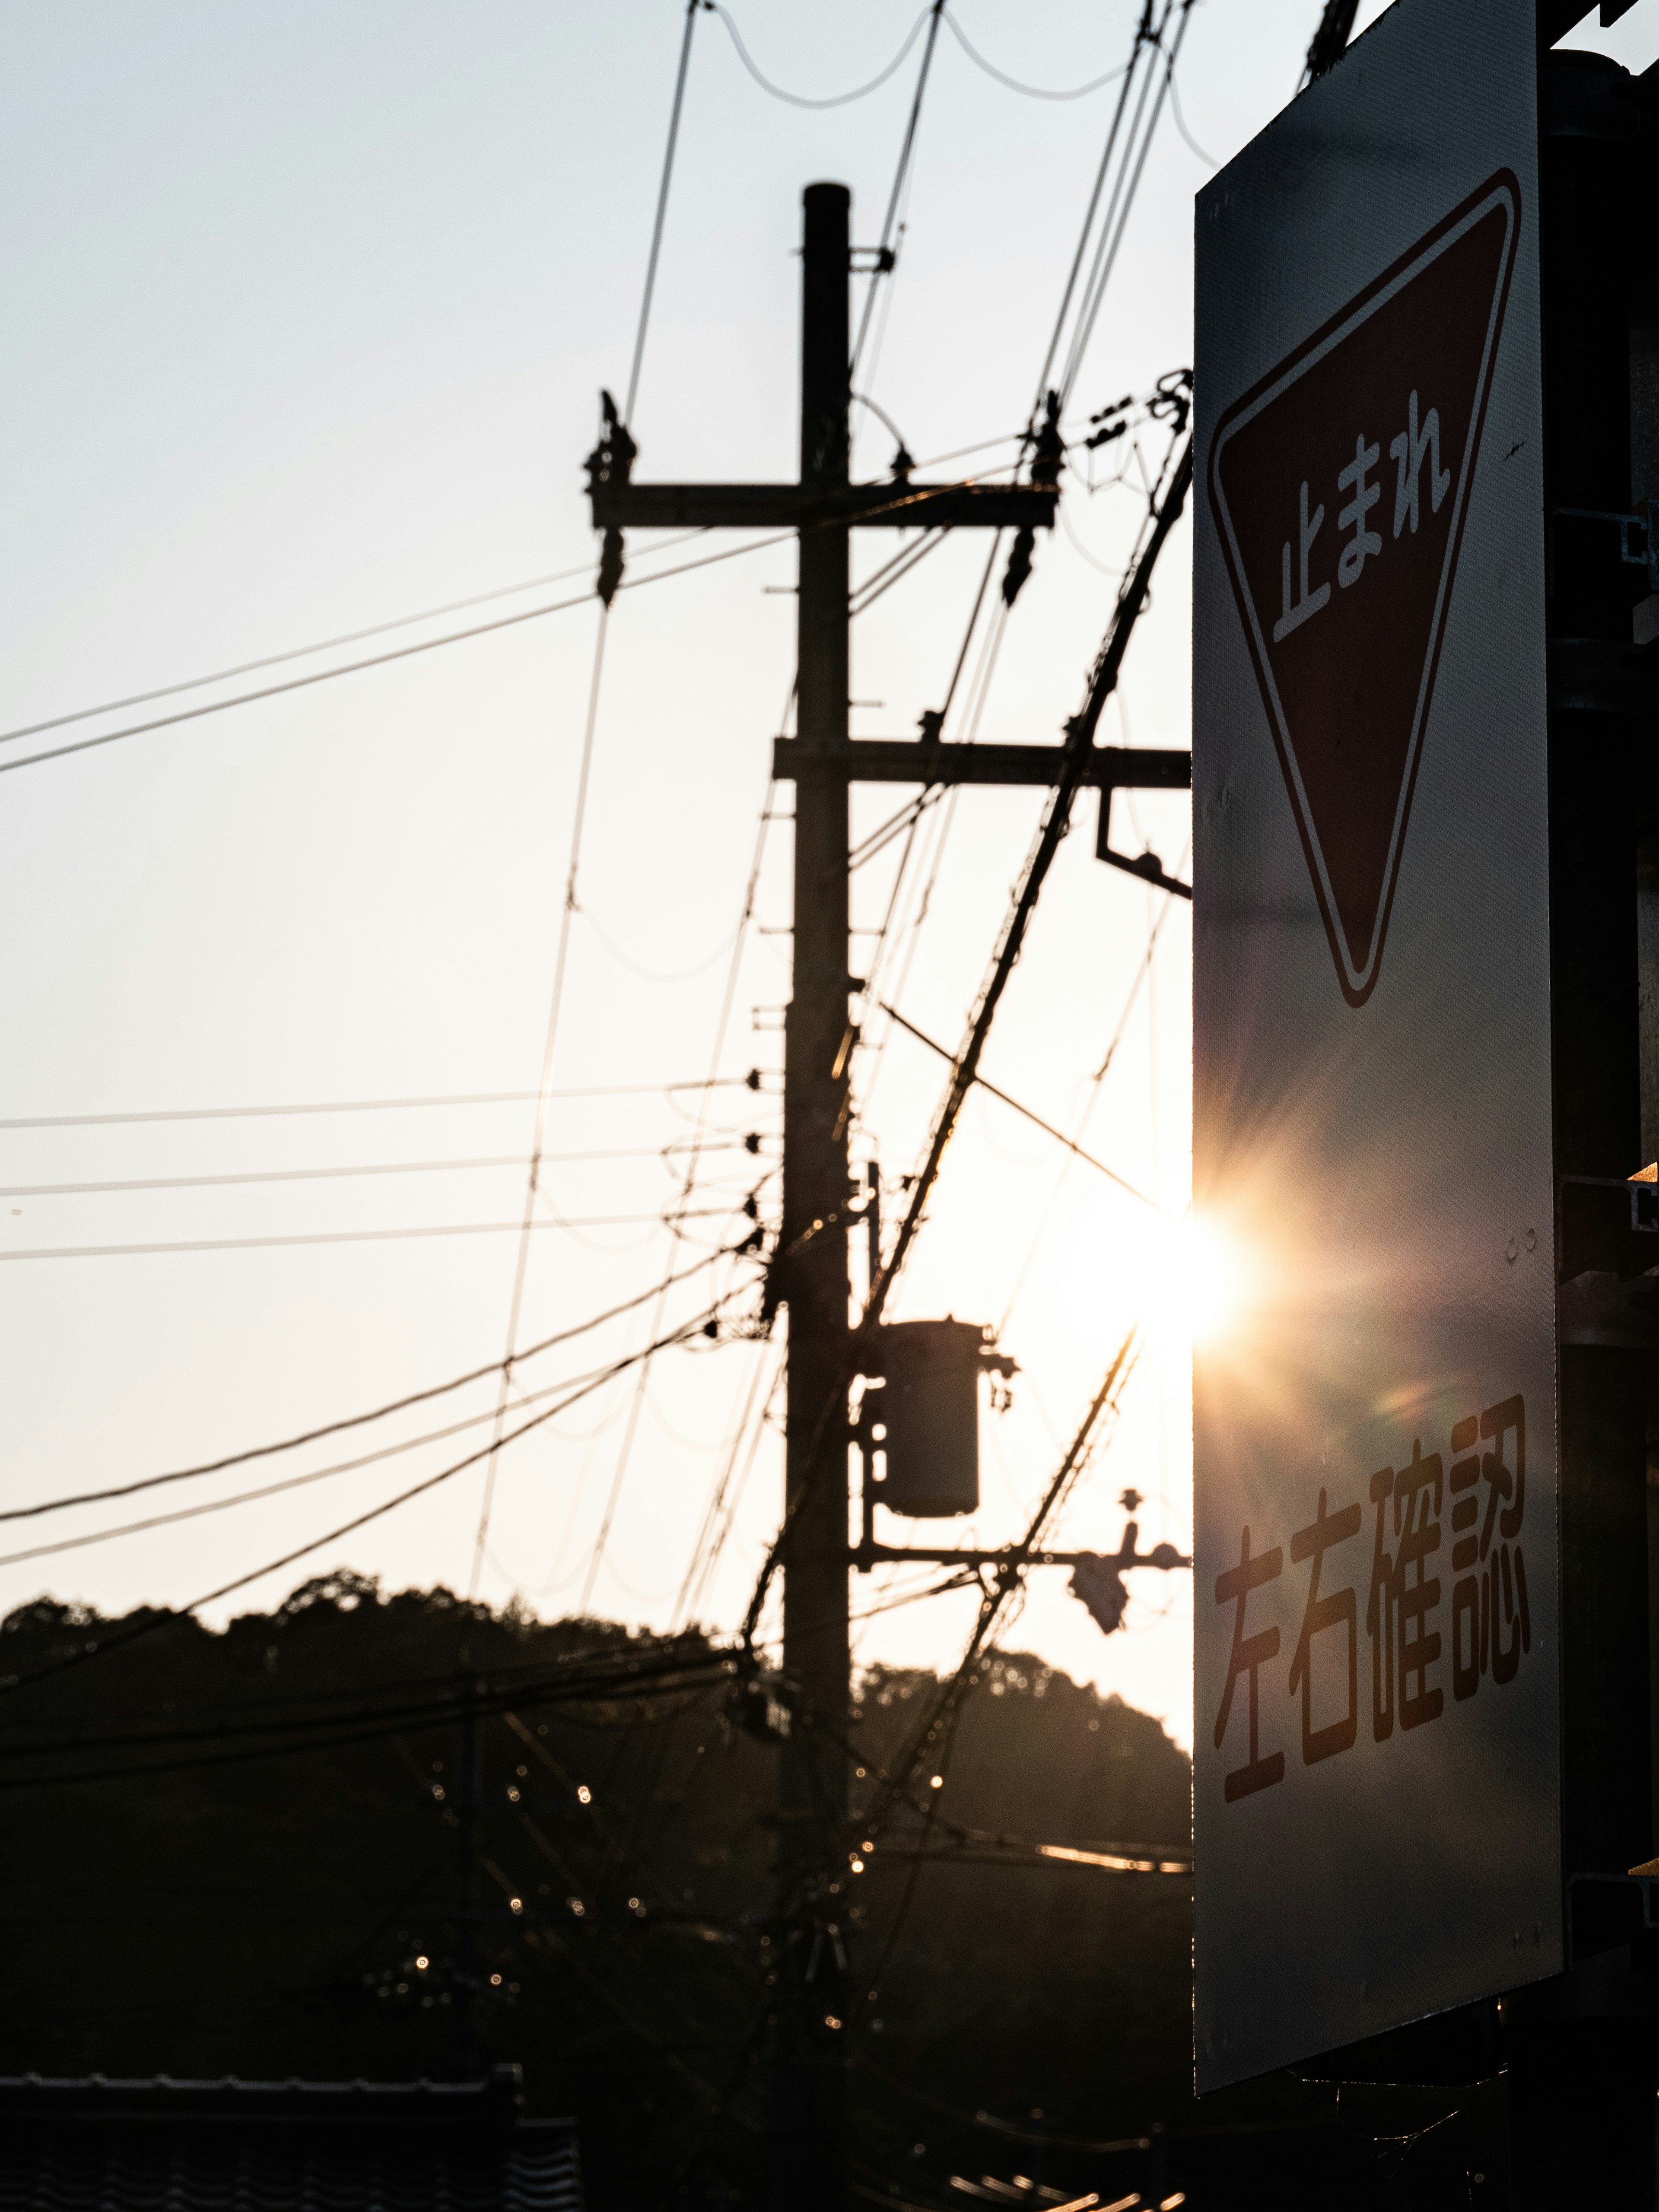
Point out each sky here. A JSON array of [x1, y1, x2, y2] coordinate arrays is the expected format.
[[1, 0, 1654, 1754]]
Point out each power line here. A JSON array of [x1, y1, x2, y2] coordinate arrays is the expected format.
[[674, 1341, 785, 1628], [0, 1636, 737, 1782], [940, 13, 1133, 100], [711, 3, 1136, 111], [709, 3, 933, 110], [472, 601, 612, 1596], [1, 423, 1045, 774], [1029, 3, 1158, 410], [6, 1624, 723, 1740], [0, 1209, 734, 1265], [1055, 0, 1193, 411], [844, 516, 1009, 1107], [718, 1336, 1141, 2131], [580, 904, 744, 986], [851, 571, 1011, 1125], [3, 475, 1026, 781], [579, 773, 780, 1612], [869, 432, 1191, 1324], [852, 280, 1190, 1144], [0, 1297, 746, 1704], [849, 526, 950, 618], [0, 1145, 747, 1200], [861, 1327, 1141, 1838], [874, 1000, 1160, 1211], [0, 530, 799, 780], [1057, 13, 1177, 407], [0, 547, 706, 752], [742, 430, 1191, 1652], [626, 0, 703, 422], [851, 2, 947, 378], [0, 1244, 738, 1528], [994, 831, 1192, 1339], [0, 1075, 758, 1131], [1166, 66, 1219, 168], [0, 1348, 645, 1574]]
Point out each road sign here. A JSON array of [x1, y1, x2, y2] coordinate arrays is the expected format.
[[1210, 177, 1519, 1007], [1193, 0, 1556, 2088]]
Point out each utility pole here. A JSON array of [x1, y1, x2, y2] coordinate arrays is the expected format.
[[775, 178, 855, 2211], [588, 180, 1187, 2209]]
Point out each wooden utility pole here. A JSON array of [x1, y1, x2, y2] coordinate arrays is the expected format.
[[588, 179, 1187, 2208], [774, 177, 856, 2208]]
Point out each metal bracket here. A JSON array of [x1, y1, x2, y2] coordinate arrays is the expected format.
[[1096, 788, 1192, 899]]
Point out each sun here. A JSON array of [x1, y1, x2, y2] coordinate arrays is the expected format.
[[1040, 1193, 1240, 1358], [1153, 1216, 1235, 1344]]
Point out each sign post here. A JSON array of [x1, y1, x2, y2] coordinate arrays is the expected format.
[[1197, 13, 1659, 2185], [1193, 0, 1558, 2090]]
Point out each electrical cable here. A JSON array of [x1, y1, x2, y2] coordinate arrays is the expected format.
[[0, 1075, 757, 1131], [0, 544, 704, 752], [0, 1630, 727, 1743], [994, 834, 1190, 1339], [709, 3, 933, 110], [1093, 837, 1190, 1084], [1056, 1, 1193, 411], [860, 1327, 1140, 1839], [849, 524, 948, 614], [0, 1348, 645, 1573], [940, 12, 1133, 100], [1166, 67, 1219, 168], [742, 432, 1191, 1651], [0, 1146, 745, 1200], [0, 1641, 739, 1783], [470, 601, 610, 1598], [1056, 3, 1176, 407], [666, 1345, 768, 1615], [874, 1001, 1160, 1211], [580, 904, 743, 985], [626, 0, 703, 423], [852, 584, 1010, 1123], [852, 1698, 963, 2026], [578, 773, 779, 1612], [0, 478, 1014, 780], [849, 525, 952, 618], [1059, 488, 1130, 578], [0, 531, 798, 779], [865, 435, 1190, 1330], [0, 1210, 732, 1265], [674, 1346, 782, 1628], [710, 1343, 1141, 2135], [1029, 4, 1156, 412], [842, 526, 1008, 1114], [710, 4, 1136, 111], [0, 1295, 746, 1705], [0, 1243, 739, 1528], [851, 2, 947, 379], [847, 791, 928, 874]]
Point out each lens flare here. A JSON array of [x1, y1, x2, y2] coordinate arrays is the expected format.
[[1042, 1190, 1238, 1354]]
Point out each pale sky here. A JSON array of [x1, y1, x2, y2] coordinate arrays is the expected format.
[[1, 0, 1651, 1752]]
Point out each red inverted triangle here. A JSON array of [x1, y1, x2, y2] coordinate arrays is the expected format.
[[1209, 172, 1519, 1007]]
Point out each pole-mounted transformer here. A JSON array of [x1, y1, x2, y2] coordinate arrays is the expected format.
[[854, 1319, 1018, 1520]]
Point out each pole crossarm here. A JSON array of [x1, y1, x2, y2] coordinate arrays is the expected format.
[[772, 737, 1189, 789], [587, 478, 1056, 532]]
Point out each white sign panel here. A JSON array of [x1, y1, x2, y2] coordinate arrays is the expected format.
[[1192, 0, 1557, 2089]]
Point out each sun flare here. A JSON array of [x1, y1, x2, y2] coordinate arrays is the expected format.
[[1040, 1192, 1240, 1358]]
